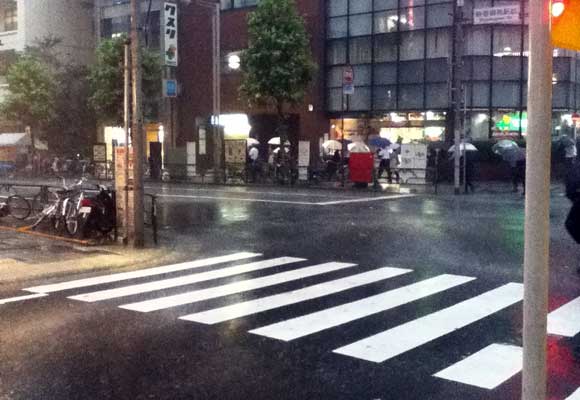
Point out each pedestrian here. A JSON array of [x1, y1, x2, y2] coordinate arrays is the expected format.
[[248, 145, 259, 183], [564, 136, 577, 171], [388, 145, 401, 184], [464, 152, 475, 193], [564, 161, 580, 273], [377, 147, 389, 180], [326, 150, 340, 181]]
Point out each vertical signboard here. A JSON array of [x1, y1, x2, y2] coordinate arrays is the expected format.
[[115, 147, 135, 240], [298, 141, 310, 181], [164, 2, 178, 66]]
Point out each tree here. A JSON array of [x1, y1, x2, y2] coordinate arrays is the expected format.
[[0, 55, 56, 148], [240, 0, 316, 163], [88, 35, 162, 127]]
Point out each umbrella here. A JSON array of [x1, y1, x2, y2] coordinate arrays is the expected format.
[[322, 140, 343, 151], [501, 147, 526, 167], [246, 138, 260, 147], [369, 137, 391, 148], [348, 142, 371, 153], [273, 147, 290, 154], [387, 143, 401, 151], [492, 139, 519, 155], [448, 143, 478, 153], [268, 137, 290, 146]]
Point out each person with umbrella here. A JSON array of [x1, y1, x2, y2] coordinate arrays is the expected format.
[[493, 140, 526, 194], [448, 142, 478, 193], [560, 135, 577, 171]]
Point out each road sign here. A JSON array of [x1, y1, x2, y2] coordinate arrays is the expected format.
[[343, 65, 354, 85], [343, 83, 355, 95], [163, 79, 178, 98], [473, 5, 520, 25]]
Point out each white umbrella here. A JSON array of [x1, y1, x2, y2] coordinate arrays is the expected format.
[[348, 142, 371, 153], [448, 143, 478, 153], [268, 137, 290, 146], [492, 139, 519, 155], [322, 140, 343, 151], [246, 138, 260, 147]]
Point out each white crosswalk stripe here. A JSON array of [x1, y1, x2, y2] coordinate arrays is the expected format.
[[23, 252, 261, 294], [119, 262, 357, 313], [566, 388, 580, 400], [179, 266, 412, 324], [0, 293, 48, 305], [433, 343, 523, 389], [68, 257, 304, 303], [548, 296, 580, 337], [250, 274, 475, 341], [333, 283, 524, 363]]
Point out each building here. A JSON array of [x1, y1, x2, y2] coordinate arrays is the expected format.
[[178, 0, 580, 172]]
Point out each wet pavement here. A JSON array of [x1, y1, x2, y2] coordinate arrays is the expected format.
[[0, 184, 579, 400]]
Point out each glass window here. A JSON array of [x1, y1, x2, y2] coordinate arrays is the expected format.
[[400, 31, 425, 61], [350, 0, 372, 14], [426, 59, 448, 82], [374, 86, 397, 110], [553, 58, 571, 82], [374, 34, 398, 62], [374, 63, 398, 85], [233, 0, 258, 7], [427, 4, 453, 27], [471, 82, 490, 107], [350, 14, 372, 36], [492, 82, 521, 107], [400, 7, 425, 31], [427, 0, 452, 3], [327, 67, 344, 88], [327, 88, 343, 112], [220, 0, 231, 10], [327, 17, 348, 38], [353, 65, 372, 86], [493, 57, 521, 80], [399, 61, 425, 83], [375, 0, 398, 10], [553, 83, 570, 108], [327, 0, 347, 17], [327, 40, 347, 65], [399, 85, 424, 109], [349, 37, 372, 64], [426, 83, 448, 108], [466, 26, 491, 55], [426, 29, 450, 58], [4, 7, 17, 31], [349, 87, 372, 111], [374, 10, 398, 33], [401, 0, 426, 6], [471, 56, 491, 80], [493, 26, 522, 55], [467, 112, 491, 140]]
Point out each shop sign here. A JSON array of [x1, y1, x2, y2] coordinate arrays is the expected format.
[[224, 140, 246, 164], [474, 5, 521, 25], [164, 2, 178, 66], [495, 112, 528, 132], [93, 144, 107, 162], [163, 79, 178, 97]]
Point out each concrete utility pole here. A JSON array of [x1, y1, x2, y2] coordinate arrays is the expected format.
[[522, 0, 553, 398], [130, 0, 145, 248], [123, 39, 131, 244], [452, 2, 465, 195]]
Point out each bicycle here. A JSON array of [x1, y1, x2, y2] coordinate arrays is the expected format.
[[0, 195, 31, 220]]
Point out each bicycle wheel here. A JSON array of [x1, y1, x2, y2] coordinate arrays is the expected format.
[[6, 195, 31, 220], [31, 191, 58, 215], [64, 200, 80, 236]]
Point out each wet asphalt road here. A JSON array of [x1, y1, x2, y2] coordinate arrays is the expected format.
[[1, 184, 579, 400]]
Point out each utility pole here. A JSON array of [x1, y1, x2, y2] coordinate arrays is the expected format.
[[452, 1, 465, 195], [123, 39, 131, 244], [522, 0, 553, 398], [130, 0, 145, 248]]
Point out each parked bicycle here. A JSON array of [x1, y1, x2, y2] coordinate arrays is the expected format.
[[0, 194, 31, 220]]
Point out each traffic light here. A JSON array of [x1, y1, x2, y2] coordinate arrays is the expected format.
[[551, 0, 580, 51]]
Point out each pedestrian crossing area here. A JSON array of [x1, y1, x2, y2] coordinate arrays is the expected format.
[[3, 252, 580, 398]]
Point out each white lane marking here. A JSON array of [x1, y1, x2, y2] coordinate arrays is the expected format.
[[23, 252, 261, 294], [145, 186, 339, 198], [156, 194, 316, 206], [565, 388, 580, 400], [180, 267, 412, 324], [250, 274, 475, 342], [333, 283, 524, 363], [68, 257, 305, 303], [547, 296, 580, 337], [433, 344, 523, 390], [0, 293, 48, 305], [316, 194, 416, 205], [157, 194, 414, 207], [120, 262, 357, 313]]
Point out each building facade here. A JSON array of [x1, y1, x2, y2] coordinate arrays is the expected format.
[[178, 0, 580, 169]]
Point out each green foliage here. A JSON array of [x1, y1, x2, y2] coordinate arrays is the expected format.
[[240, 0, 315, 117], [0, 55, 56, 132], [88, 35, 162, 126]]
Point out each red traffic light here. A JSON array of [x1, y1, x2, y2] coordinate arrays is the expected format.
[[552, 0, 565, 17]]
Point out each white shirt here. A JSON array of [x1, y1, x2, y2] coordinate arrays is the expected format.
[[565, 144, 577, 159], [378, 148, 390, 160], [249, 147, 259, 161]]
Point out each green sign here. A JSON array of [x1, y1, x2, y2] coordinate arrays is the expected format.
[[495, 112, 528, 132]]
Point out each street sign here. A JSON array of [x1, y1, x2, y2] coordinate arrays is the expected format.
[[473, 5, 520, 25], [163, 79, 178, 97], [343, 83, 355, 95], [343, 65, 354, 85]]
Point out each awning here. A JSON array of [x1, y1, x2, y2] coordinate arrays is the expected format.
[[0, 133, 48, 150]]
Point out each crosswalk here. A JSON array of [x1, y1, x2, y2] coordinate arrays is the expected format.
[[4, 252, 580, 398]]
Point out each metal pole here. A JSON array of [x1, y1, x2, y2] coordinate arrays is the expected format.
[[123, 40, 131, 244], [130, 0, 145, 248], [453, 3, 464, 195], [215, 3, 224, 184], [522, 0, 552, 398]]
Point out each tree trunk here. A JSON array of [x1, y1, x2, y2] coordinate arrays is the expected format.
[[275, 100, 289, 184]]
